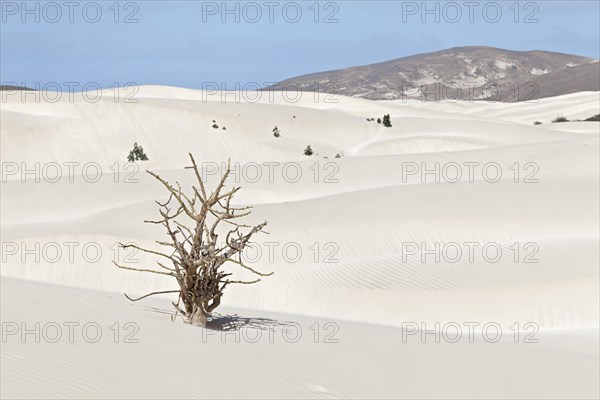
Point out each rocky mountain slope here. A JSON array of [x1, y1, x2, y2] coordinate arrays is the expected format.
[[266, 46, 598, 102]]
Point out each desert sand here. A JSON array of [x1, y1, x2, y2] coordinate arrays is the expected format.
[[1, 87, 598, 398]]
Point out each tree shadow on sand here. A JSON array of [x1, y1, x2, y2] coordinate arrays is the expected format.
[[204, 312, 294, 332], [141, 305, 294, 332]]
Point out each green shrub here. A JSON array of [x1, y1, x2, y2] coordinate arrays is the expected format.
[[127, 142, 149, 162], [584, 114, 600, 121], [552, 116, 569, 123], [534, 121, 542, 125], [273, 126, 281, 137], [382, 114, 392, 127], [304, 145, 313, 156]]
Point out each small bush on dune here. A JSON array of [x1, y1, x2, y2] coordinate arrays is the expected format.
[[368, 115, 392, 127], [212, 119, 225, 129], [127, 142, 149, 162], [534, 121, 542, 125], [552, 116, 569, 123], [382, 114, 392, 127], [273, 126, 281, 137], [304, 145, 313, 156], [584, 114, 600, 121]]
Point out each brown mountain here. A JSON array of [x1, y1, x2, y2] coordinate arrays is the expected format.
[[497, 62, 600, 102], [265, 46, 598, 102]]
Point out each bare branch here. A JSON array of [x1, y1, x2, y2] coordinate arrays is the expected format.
[[113, 261, 176, 277], [186, 153, 208, 201], [223, 257, 273, 277], [125, 290, 181, 302], [146, 169, 196, 220], [226, 278, 261, 285], [119, 242, 173, 260]]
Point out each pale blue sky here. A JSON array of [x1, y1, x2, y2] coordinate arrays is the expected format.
[[1, 1, 599, 89]]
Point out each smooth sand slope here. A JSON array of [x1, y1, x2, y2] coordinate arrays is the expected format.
[[1, 88, 599, 398]]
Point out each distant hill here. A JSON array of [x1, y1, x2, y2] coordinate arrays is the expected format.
[[265, 46, 598, 102], [0, 85, 34, 91]]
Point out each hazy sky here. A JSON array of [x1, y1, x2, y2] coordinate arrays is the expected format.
[[1, 0, 599, 89]]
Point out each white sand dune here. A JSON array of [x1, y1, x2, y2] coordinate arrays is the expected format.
[[2, 278, 598, 400], [1, 88, 599, 398]]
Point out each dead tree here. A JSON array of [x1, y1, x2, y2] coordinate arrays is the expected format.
[[113, 153, 271, 326]]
